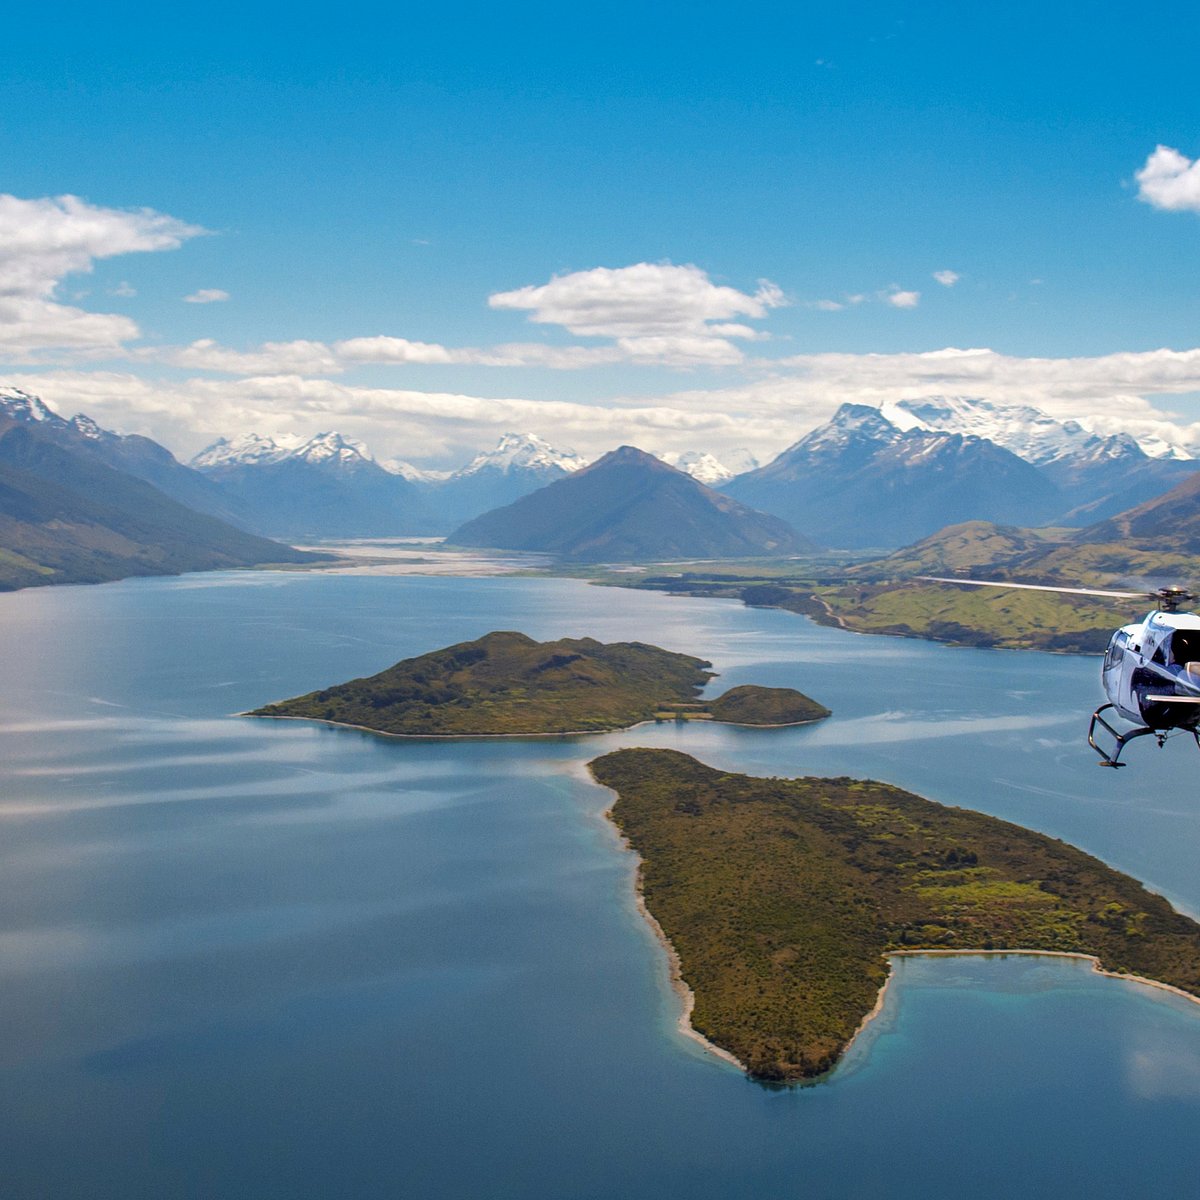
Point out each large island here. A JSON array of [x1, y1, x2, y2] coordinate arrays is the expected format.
[[590, 748, 1200, 1081], [250, 631, 829, 736]]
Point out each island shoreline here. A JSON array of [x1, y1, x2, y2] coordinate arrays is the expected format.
[[590, 758, 1200, 1080], [588, 764, 747, 1073], [240, 711, 825, 740]]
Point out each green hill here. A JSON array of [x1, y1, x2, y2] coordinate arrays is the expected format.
[[251, 631, 829, 736], [591, 748, 1200, 1081]]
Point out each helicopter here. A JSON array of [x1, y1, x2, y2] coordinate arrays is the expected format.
[[918, 577, 1200, 768]]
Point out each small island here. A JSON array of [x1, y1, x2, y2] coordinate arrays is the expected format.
[[250, 631, 829, 736], [590, 748, 1200, 1082]]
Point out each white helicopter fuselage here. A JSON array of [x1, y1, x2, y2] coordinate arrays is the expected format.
[[1101, 609, 1200, 727]]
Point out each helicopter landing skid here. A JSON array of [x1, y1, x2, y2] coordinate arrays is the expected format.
[[1088, 704, 1171, 767]]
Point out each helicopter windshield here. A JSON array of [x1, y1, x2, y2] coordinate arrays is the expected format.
[[1104, 631, 1129, 669]]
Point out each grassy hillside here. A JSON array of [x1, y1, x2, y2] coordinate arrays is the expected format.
[[592, 748, 1200, 1081]]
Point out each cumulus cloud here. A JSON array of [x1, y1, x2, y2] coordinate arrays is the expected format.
[[884, 289, 920, 308], [487, 262, 785, 364], [933, 269, 959, 287], [184, 288, 229, 304], [1135, 145, 1200, 213], [0, 193, 202, 361]]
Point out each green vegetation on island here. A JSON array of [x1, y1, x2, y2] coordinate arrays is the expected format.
[[707, 684, 829, 725], [590, 748, 1200, 1082], [251, 631, 829, 736]]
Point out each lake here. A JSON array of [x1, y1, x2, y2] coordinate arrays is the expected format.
[[2, 571, 1199, 1198]]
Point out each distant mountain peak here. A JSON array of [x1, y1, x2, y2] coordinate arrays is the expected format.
[[660, 449, 760, 486], [450, 439, 810, 561], [190, 430, 373, 471], [456, 432, 587, 478], [291, 431, 374, 466], [69, 414, 104, 441], [382, 458, 453, 483], [881, 395, 1193, 465], [191, 433, 296, 469], [0, 386, 66, 427]]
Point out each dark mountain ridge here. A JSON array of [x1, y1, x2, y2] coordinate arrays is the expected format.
[[0, 420, 317, 592], [449, 445, 812, 561]]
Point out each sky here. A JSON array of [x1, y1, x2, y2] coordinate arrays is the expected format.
[[2, 1, 1200, 466]]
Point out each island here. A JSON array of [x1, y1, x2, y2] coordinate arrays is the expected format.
[[589, 747, 1200, 1082], [250, 631, 829, 736]]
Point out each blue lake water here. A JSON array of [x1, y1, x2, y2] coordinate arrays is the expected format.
[[2, 571, 1200, 1198]]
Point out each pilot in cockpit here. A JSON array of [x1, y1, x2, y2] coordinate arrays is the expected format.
[[1165, 631, 1200, 681]]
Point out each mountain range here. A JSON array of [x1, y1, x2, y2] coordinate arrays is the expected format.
[[722, 404, 1063, 549], [450, 445, 812, 561], [722, 399, 1198, 548], [192, 430, 439, 538], [7, 384, 1200, 567], [880, 396, 1196, 522], [0, 390, 316, 591]]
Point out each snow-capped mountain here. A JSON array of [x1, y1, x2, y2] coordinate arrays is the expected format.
[[456, 432, 588, 478], [1, 386, 242, 523], [192, 429, 436, 538], [191, 433, 302, 469], [724, 403, 1063, 548], [882, 395, 1193, 464], [424, 433, 590, 528], [381, 459, 453, 484], [191, 431, 374, 471], [1, 386, 66, 426], [880, 396, 1197, 522], [660, 449, 760, 486]]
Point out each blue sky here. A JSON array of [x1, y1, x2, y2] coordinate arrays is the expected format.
[[2, 2, 1200, 463]]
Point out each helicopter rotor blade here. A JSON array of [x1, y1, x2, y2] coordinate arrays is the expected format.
[[916, 576, 1151, 601]]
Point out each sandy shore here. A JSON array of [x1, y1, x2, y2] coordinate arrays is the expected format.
[[587, 765, 746, 1072]]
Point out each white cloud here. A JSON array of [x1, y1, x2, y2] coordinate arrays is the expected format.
[[109, 281, 137, 298], [885, 289, 920, 308], [7, 369, 769, 464], [0, 193, 202, 361], [18, 343, 1200, 470], [933, 269, 959, 287], [487, 262, 785, 364], [184, 288, 229, 304], [1135, 145, 1200, 213], [810, 299, 845, 312], [150, 325, 759, 376], [160, 338, 342, 375]]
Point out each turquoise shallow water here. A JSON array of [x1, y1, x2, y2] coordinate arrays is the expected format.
[[2, 571, 1199, 1198]]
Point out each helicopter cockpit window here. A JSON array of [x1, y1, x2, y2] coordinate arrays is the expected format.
[[1105, 632, 1129, 669], [1170, 631, 1200, 666]]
